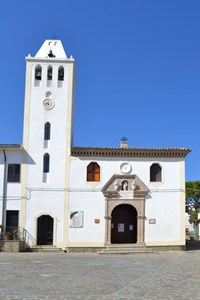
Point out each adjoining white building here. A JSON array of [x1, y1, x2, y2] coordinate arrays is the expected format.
[[0, 40, 190, 251]]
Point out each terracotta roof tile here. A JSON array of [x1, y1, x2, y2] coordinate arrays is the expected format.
[[71, 147, 191, 158]]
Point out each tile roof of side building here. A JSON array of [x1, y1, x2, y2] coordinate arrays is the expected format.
[[71, 147, 191, 158], [0, 144, 191, 157], [0, 144, 21, 149]]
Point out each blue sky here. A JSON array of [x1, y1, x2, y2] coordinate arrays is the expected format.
[[0, 0, 200, 181]]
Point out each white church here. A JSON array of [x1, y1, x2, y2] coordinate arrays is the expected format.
[[0, 40, 190, 251]]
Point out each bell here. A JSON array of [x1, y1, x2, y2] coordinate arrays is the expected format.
[[48, 50, 55, 58], [58, 72, 64, 81], [35, 71, 41, 80], [48, 72, 52, 80]]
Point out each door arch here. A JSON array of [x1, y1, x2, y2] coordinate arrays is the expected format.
[[37, 215, 54, 245], [111, 204, 137, 244]]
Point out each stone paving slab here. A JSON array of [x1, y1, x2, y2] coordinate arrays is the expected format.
[[0, 251, 200, 299]]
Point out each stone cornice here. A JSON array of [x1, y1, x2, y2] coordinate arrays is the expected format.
[[26, 57, 74, 63], [71, 147, 191, 158]]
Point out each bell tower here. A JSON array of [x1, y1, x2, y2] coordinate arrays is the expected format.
[[20, 40, 75, 246]]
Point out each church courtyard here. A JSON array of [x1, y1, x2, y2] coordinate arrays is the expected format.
[[0, 251, 199, 299]]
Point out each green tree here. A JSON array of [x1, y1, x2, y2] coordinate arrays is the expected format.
[[186, 181, 200, 239]]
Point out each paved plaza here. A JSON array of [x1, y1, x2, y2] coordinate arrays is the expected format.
[[0, 250, 200, 299]]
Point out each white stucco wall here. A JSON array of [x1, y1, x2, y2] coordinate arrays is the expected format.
[[69, 156, 185, 245], [145, 192, 181, 241], [25, 63, 71, 188], [26, 191, 65, 243], [0, 163, 3, 222], [70, 157, 182, 190], [0, 150, 22, 224], [69, 191, 105, 243]]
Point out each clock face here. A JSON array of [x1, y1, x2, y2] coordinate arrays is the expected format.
[[120, 162, 132, 174], [42, 98, 55, 110]]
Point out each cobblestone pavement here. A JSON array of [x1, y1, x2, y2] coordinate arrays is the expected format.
[[0, 250, 200, 299]]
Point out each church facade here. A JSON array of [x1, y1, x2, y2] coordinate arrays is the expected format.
[[0, 40, 190, 250]]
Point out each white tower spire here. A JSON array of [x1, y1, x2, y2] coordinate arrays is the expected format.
[[35, 40, 67, 59]]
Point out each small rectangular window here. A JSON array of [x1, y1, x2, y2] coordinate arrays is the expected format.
[[7, 164, 20, 183]]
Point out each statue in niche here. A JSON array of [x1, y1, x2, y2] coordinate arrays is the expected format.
[[121, 180, 128, 191]]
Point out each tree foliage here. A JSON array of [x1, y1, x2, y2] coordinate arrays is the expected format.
[[186, 181, 200, 225]]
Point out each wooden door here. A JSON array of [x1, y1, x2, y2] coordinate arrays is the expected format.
[[37, 215, 53, 245], [111, 204, 137, 243]]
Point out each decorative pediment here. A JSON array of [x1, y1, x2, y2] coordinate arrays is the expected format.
[[101, 174, 149, 198]]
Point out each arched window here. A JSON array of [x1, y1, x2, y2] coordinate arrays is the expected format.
[[58, 66, 64, 81], [43, 153, 50, 173], [87, 162, 100, 182], [47, 66, 53, 80], [44, 122, 51, 140], [150, 163, 162, 182], [35, 65, 42, 80]]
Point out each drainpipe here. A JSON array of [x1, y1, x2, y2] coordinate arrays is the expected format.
[[2, 148, 7, 227]]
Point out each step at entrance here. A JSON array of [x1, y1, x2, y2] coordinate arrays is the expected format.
[[31, 245, 62, 253], [98, 244, 159, 255]]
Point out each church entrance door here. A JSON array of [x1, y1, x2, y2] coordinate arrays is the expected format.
[[37, 215, 53, 245], [111, 204, 137, 243]]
